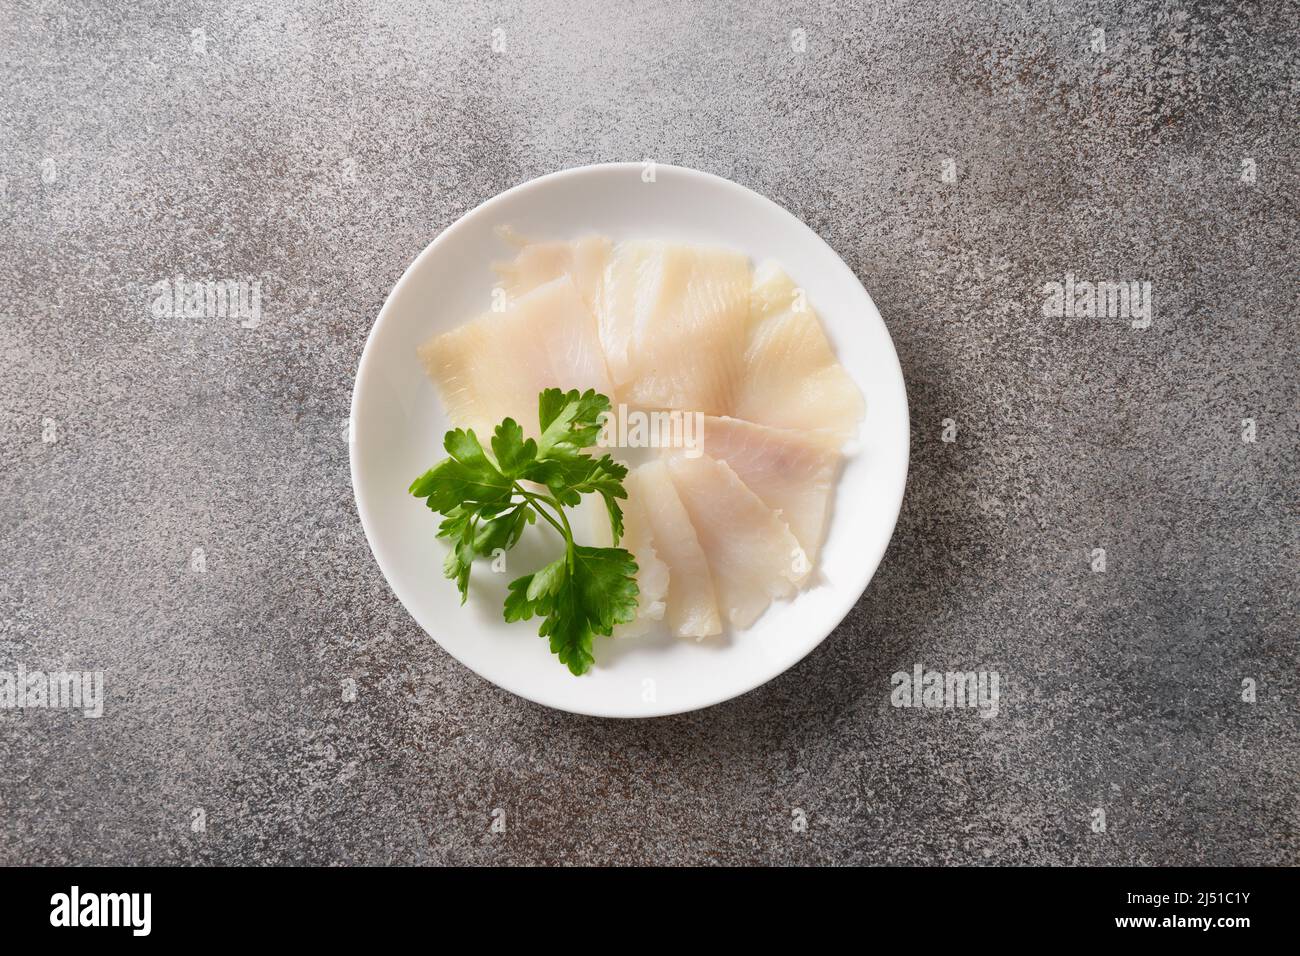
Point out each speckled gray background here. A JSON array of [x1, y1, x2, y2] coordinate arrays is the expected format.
[[2, 0, 1296, 865]]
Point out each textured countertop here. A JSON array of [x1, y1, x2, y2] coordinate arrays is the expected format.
[[2, 0, 1296, 865]]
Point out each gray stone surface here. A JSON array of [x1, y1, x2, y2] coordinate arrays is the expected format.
[[1, 0, 1296, 865]]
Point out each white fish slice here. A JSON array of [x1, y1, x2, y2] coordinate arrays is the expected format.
[[699, 415, 842, 564], [492, 233, 611, 313], [587, 486, 670, 638], [416, 275, 613, 439], [665, 453, 808, 629], [599, 240, 750, 415], [732, 260, 865, 441], [626, 461, 721, 640]]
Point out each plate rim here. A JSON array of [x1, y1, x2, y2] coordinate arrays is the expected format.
[[349, 162, 910, 718]]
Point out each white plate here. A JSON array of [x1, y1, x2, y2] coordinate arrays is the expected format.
[[350, 163, 909, 718]]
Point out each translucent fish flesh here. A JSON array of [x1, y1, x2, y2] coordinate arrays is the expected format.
[[625, 461, 721, 639], [587, 485, 670, 638], [417, 275, 613, 438], [664, 453, 808, 629], [699, 415, 841, 563], [492, 234, 611, 314], [599, 240, 750, 414], [732, 260, 865, 440]]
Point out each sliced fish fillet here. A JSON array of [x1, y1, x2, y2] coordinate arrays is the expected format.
[[588, 487, 670, 638], [493, 234, 611, 313], [626, 461, 721, 640], [417, 275, 613, 439], [700, 415, 841, 563], [599, 240, 749, 414], [665, 453, 808, 629], [732, 260, 865, 440]]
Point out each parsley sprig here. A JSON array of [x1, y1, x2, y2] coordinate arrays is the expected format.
[[409, 388, 639, 675]]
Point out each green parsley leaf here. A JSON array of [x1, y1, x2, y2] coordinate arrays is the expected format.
[[536, 388, 611, 459], [472, 502, 533, 555], [409, 428, 512, 513], [440, 508, 477, 603], [504, 546, 639, 675], [490, 418, 538, 479]]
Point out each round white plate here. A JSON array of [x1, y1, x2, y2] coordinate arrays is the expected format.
[[350, 163, 909, 718]]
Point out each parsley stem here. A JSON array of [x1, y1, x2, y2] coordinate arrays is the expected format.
[[555, 499, 576, 571], [511, 483, 569, 541]]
